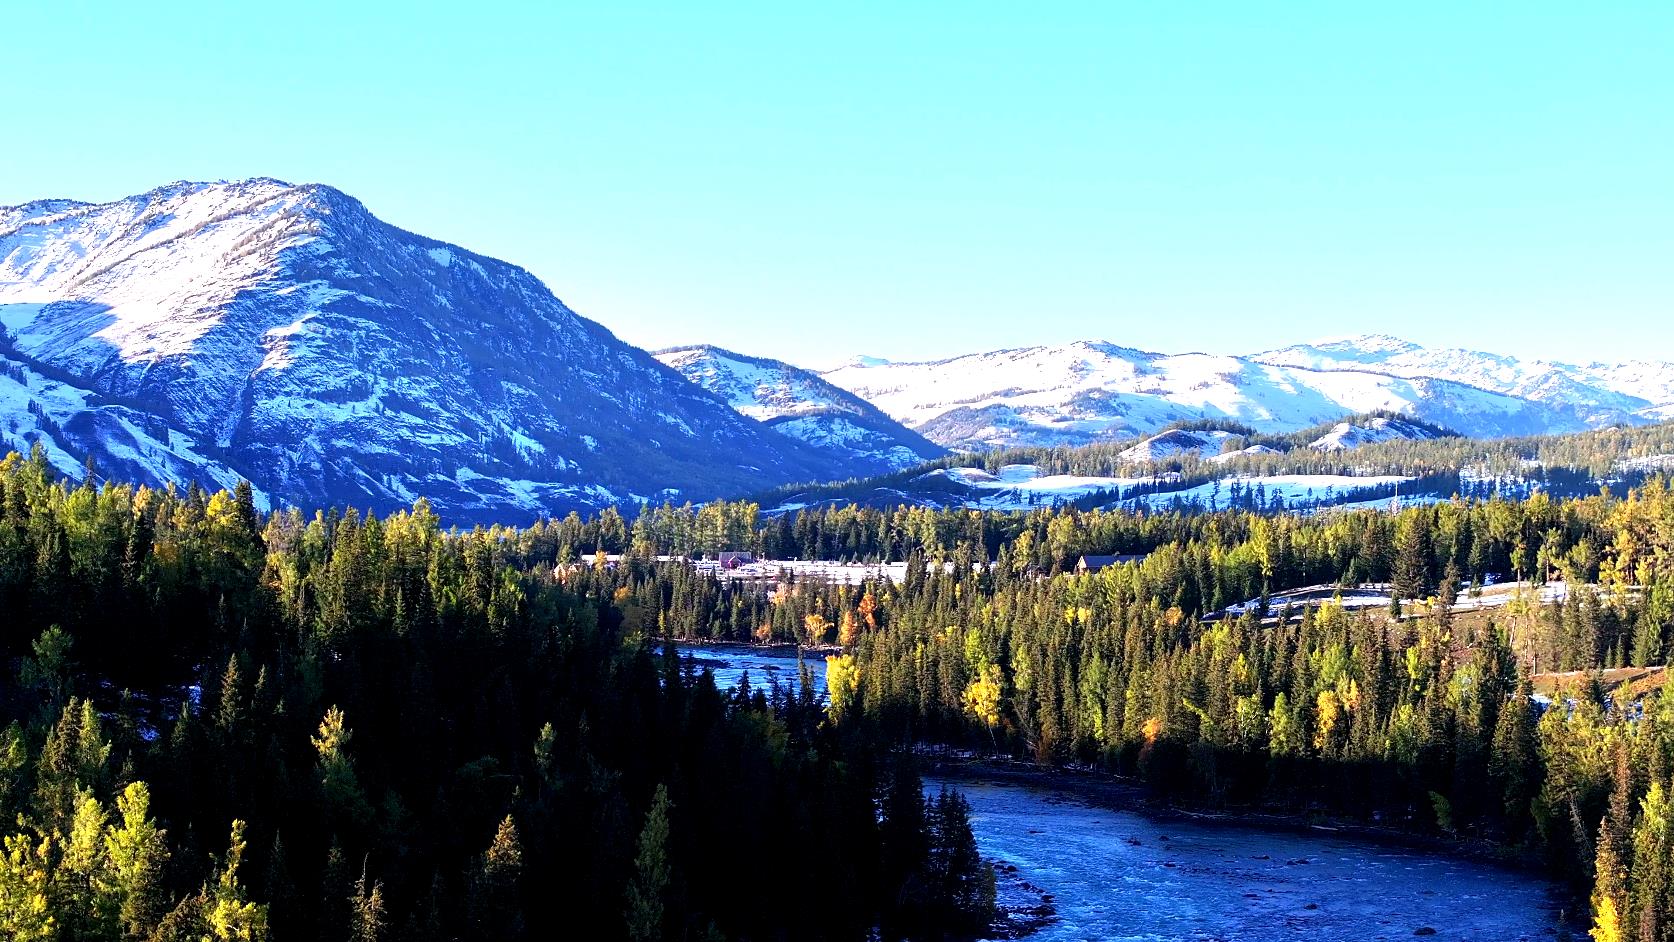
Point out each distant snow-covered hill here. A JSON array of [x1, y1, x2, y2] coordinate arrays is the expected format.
[[0, 179, 850, 520], [1255, 334, 1674, 424], [653, 345, 943, 474], [821, 340, 1606, 450], [1116, 428, 1241, 464], [1307, 415, 1448, 451]]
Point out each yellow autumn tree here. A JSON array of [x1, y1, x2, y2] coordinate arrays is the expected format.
[[963, 662, 1003, 734], [0, 832, 55, 941], [804, 613, 832, 645], [826, 655, 860, 721], [203, 820, 269, 941], [1590, 895, 1623, 942], [1314, 690, 1342, 753]]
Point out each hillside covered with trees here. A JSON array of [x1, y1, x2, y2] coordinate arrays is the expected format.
[[545, 477, 1674, 941], [16, 433, 1674, 940], [0, 446, 993, 941]]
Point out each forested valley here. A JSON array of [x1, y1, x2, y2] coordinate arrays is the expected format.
[[566, 478, 1674, 941], [0, 446, 994, 941], [14, 432, 1674, 940]]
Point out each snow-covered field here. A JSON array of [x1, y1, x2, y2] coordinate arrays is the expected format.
[[905, 463, 1417, 513], [1124, 473, 1413, 512]]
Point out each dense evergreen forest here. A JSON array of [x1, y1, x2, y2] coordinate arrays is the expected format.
[[16, 431, 1674, 941], [552, 479, 1674, 941], [0, 446, 994, 941]]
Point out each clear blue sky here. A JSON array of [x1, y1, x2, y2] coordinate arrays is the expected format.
[[4, 2, 1669, 366]]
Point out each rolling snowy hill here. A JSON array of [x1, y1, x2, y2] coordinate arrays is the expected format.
[[1306, 415, 1448, 451], [821, 341, 1607, 450], [654, 345, 943, 475], [0, 179, 851, 520], [1255, 334, 1674, 424]]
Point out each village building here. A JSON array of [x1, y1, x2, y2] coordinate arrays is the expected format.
[[1075, 553, 1149, 574]]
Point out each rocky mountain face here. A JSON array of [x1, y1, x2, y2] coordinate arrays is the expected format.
[[654, 345, 944, 475], [0, 179, 848, 520], [819, 340, 1614, 450]]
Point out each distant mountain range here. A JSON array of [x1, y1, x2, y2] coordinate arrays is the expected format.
[[813, 337, 1673, 451], [1254, 334, 1674, 424], [5, 178, 1673, 520]]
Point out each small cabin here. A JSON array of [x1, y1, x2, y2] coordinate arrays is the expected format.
[[1076, 553, 1148, 574], [718, 551, 757, 569]]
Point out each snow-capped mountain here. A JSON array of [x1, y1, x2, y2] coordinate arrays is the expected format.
[[0, 179, 850, 520], [1255, 334, 1674, 424], [821, 341, 1604, 450], [654, 345, 943, 475]]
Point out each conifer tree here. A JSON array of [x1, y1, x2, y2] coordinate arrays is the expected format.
[[349, 865, 387, 942], [471, 815, 524, 939], [625, 786, 672, 942]]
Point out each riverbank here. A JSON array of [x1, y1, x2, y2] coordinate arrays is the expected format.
[[925, 762, 1579, 941], [924, 753, 1576, 883], [662, 638, 844, 657]]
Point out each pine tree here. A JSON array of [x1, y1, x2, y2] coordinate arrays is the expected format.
[[0, 831, 56, 941], [105, 781, 169, 940], [929, 789, 995, 933], [313, 706, 371, 828], [625, 786, 672, 942], [471, 815, 525, 939], [1489, 689, 1540, 835], [349, 865, 386, 942], [34, 698, 110, 834], [202, 820, 269, 942]]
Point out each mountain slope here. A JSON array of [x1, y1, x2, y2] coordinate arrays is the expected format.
[[1255, 334, 1674, 423], [654, 345, 943, 475], [821, 341, 1603, 450], [0, 179, 846, 519], [1306, 415, 1447, 451]]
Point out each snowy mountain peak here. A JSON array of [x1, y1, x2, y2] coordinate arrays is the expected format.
[[1310, 333, 1424, 356], [823, 354, 893, 372], [0, 179, 855, 520], [654, 344, 943, 474]]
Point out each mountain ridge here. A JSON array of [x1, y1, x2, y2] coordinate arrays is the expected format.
[[0, 178, 854, 520], [817, 339, 1632, 450], [653, 343, 944, 475]]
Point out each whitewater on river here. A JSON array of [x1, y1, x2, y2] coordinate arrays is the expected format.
[[674, 645, 1569, 940]]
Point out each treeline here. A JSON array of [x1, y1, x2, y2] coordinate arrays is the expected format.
[[554, 486, 1674, 670], [752, 418, 1674, 510], [0, 446, 993, 941]]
